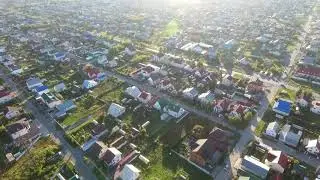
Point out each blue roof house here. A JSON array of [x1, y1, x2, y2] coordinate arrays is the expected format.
[[34, 85, 49, 96], [55, 100, 76, 118], [54, 52, 66, 61], [272, 99, 292, 116], [82, 80, 98, 90]]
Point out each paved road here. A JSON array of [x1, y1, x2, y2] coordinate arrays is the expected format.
[[0, 70, 97, 180]]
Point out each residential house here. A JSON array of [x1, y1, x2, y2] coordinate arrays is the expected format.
[[6, 119, 30, 140], [54, 83, 66, 93], [108, 103, 126, 118], [311, 101, 320, 115], [7, 64, 23, 75], [222, 75, 233, 87], [37, 92, 62, 109], [82, 80, 98, 90], [279, 124, 303, 148], [246, 79, 264, 94], [228, 104, 248, 118], [158, 79, 173, 91], [265, 150, 289, 173], [182, 87, 199, 100], [265, 121, 280, 138], [190, 127, 231, 167], [26, 77, 43, 90], [120, 164, 141, 180], [137, 91, 152, 104], [86, 141, 108, 159], [272, 99, 292, 117], [124, 46, 136, 56], [296, 98, 308, 108], [5, 106, 22, 119], [55, 100, 77, 118], [241, 155, 270, 179], [34, 85, 49, 96], [153, 98, 186, 119], [53, 52, 66, 61], [131, 64, 160, 81], [0, 91, 16, 104], [197, 91, 215, 105], [125, 86, 141, 99], [213, 98, 232, 113], [305, 136, 320, 155], [101, 147, 122, 167]]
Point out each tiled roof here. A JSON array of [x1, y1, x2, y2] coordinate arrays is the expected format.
[[296, 67, 320, 77]]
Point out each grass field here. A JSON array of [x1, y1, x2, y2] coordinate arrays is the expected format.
[[161, 19, 180, 38], [0, 137, 63, 180], [61, 95, 104, 126]]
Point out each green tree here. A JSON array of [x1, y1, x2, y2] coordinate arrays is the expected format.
[[192, 125, 205, 139], [0, 125, 6, 138], [244, 111, 253, 122]]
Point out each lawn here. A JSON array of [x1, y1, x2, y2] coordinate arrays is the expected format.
[[162, 19, 180, 37], [92, 78, 125, 97], [138, 145, 211, 180], [98, 86, 125, 103], [61, 95, 104, 126], [149, 19, 180, 44], [276, 87, 296, 101], [255, 120, 266, 137], [122, 109, 164, 134], [0, 137, 63, 180]]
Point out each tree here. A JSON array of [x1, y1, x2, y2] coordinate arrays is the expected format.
[[192, 125, 205, 139], [303, 89, 313, 102], [244, 111, 253, 122], [0, 125, 6, 138], [296, 87, 303, 97]]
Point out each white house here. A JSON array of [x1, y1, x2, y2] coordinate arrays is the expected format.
[[311, 101, 320, 115], [296, 98, 308, 108], [5, 106, 22, 119], [82, 80, 98, 90], [6, 120, 30, 140], [54, 83, 66, 92], [107, 103, 126, 118], [265, 121, 280, 138], [163, 103, 186, 119], [153, 98, 186, 119], [102, 147, 122, 167], [305, 138, 320, 155], [198, 91, 215, 105], [182, 87, 199, 100], [120, 164, 141, 180], [125, 86, 141, 99]]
